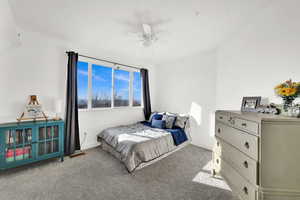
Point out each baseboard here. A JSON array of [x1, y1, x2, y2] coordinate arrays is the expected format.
[[190, 144, 212, 152], [81, 143, 100, 150], [191, 142, 213, 152]]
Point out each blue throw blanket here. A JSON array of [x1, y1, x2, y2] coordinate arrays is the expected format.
[[165, 128, 188, 146], [141, 121, 188, 146]]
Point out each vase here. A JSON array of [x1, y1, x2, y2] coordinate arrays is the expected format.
[[282, 96, 295, 112]]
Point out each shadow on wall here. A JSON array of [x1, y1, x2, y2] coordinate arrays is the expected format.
[[189, 102, 202, 145], [190, 102, 202, 126], [188, 102, 216, 149], [209, 112, 215, 137]]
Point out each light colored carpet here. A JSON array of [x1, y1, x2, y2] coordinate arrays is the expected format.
[[0, 145, 237, 200]]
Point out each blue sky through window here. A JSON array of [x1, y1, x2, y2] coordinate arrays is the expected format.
[[77, 61, 88, 108], [77, 60, 142, 108], [92, 64, 112, 108], [114, 69, 129, 106]]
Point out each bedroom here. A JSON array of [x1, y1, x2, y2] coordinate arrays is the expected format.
[[1, 0, 300, 200]]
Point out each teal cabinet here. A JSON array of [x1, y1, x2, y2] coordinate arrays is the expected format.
[[0, 120, 64, 170]]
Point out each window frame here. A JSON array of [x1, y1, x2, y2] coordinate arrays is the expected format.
[[77, 57, 143, 111]]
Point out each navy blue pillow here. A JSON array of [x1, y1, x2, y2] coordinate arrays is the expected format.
[[151, 114, 163, 122], [151, 119, 166, 129]]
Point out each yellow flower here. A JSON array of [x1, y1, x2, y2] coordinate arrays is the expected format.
[[275, 80, 300, 97], [280, 88, 287, 96], [275, 88, 283, 96], [277, 87, 297, 96], [275, 84, 284, 89], [286, 88, 297, 96]]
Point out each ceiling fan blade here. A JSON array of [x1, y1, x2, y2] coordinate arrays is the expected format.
[[142, 24, 152, 35]]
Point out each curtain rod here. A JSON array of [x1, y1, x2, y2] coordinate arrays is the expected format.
[[66, 51, 143, 70]]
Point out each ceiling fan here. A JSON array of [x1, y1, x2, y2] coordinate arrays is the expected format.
[[121, 11, 170, 47], [140, 23, 157, 47]]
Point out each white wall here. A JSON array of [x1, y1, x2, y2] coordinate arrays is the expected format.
[[216, 0, 300, 109], [153, 51, 217, 150], [0, 0, 20, 54], [0, 28, 157, 150], [0, 31, 67, 122]]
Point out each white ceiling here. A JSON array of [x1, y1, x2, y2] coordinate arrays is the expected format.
[[9, 0, 272, 64]]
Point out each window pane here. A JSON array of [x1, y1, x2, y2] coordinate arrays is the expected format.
[[92, 64, 112, 108], [77, 61, 88, 109], [133, 72, 142, 106], [114, 69, 130, 107]]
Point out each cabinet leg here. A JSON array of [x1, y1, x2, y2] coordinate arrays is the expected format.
[[60, 156, 64, 162]]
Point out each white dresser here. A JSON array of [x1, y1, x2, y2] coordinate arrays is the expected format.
[[213, 110, 300, 200]]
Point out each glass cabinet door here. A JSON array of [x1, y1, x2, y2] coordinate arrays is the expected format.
[[4, 128, 33, 164], [38, 125, 60, 157]]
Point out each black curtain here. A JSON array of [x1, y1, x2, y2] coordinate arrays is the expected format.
[[141, 68, 152, 120], [65, 51, 81, 156]]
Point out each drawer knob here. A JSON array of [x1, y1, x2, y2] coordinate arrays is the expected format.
[[241, 123, 247, 127], [243, 161, 248, 168], [244, 142, 250, 149], [217, 128, 221, 134], [243, 187, 248, 195], [219, 116, 223, 120], [217, 142, 220, 146], [216, 159, 219, 164]]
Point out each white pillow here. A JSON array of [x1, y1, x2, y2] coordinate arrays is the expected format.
[[162, 114, 176, 129], [175, 114, 189, 129]]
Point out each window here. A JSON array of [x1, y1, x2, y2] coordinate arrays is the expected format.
[[77, 60, 142, 110], [77, 61, 89, 109], [92, 64, 112, 108], [114, 69, 130, 107]]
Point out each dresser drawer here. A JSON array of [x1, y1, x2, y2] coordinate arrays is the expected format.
[[216, 112, 232, 126], [234, 118, 259, 135], [214, 139, 258, 185], [215, 122, 258, 160], [220, 159, 257, 200]]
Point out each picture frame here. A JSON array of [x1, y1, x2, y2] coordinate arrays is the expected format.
[[25, 104, 43, 118], [241, 96, 261, 112], [17, 95, 48, 122]]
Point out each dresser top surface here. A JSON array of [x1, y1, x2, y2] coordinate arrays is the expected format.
[[217, 110, 300, 122]]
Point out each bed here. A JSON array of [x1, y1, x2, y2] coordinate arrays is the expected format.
[[97, 117, 191, 173]]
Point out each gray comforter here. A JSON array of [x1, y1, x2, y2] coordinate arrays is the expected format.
[[97, 123, 177, 172]]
